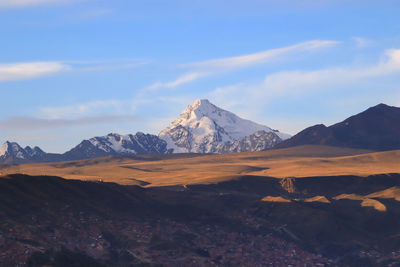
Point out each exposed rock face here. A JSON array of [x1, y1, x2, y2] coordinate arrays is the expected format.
[[5, 102, 399, 163], [218, 131, 282, 153], [0, 133, 171, 163], [63, 132, 172, 160], [0, 141, 29, 163], [159, 99, 290, 153], [0, 141, 53, 163]]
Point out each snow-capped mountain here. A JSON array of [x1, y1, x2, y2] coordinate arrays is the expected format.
[[0, 141, 28, 161], [218, 130, 283, 153], [64, 132, 172, 160], [0, 141, 49, 163], [24, 146, 46, 158], [159, 99, 290, 153]]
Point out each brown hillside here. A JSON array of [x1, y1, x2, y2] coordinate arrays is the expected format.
[[1, 145, 398, 187]]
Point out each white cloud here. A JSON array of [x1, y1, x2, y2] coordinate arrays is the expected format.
[[0, 115, 137, 131], [208, 48, 400, 132], [184, 40, 340, 70], [146, 72, 206, 91], [66, 58, 149, 72], [0, 62, 69, 81], [0, 58, 148, 82], [261, 48, 400, 95], [212, 48, 400, 101], [352, 37, 372, 48], [0, 0, 85, 8], [145, 40, 340, 91], [38, 100, 126, 119]]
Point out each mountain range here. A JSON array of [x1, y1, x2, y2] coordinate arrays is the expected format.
[[1, 100, 399, 163]]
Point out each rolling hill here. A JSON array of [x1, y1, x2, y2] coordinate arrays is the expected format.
[[2, 145, 399, 187]]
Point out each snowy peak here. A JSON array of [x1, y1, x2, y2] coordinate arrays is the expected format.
[[159, 99, 290, 153], [64, 132, 172, 160], [0, 141, 48, 162], [24, 146, 46, 158], [180, 99, 221, 121], [0, 141, 27, 160]]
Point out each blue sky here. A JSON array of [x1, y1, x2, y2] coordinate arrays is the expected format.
[[1, 0, 400, 152]]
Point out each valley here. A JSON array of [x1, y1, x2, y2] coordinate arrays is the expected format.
[[2, 145, 399, 187], [1, 145, 400, 266]]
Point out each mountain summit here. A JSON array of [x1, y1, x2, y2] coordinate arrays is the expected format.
[[159, 99, 290, 153], [0, 141, 48, 163]]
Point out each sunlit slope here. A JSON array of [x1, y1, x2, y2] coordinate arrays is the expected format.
[[1, 145, 399, 187]]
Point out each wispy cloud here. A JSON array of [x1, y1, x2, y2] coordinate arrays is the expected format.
[[0, 58, 148, 82], [0, 62, 69, 82], [185, 40, 340, 70], [146, 72, 206, 91], [65, 58, 149, 72], [208, 48, 400, 130], [260, 48, 400, 95], [212, 48, 400, 99], [38, 100, 126, 119], [145, 40, 340, 91], [352, 37, 371, 48], [0, 115, 137, 131]]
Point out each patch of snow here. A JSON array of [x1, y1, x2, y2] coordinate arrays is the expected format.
[[159, 99, 291, 153], [0, 142, 9, 156]]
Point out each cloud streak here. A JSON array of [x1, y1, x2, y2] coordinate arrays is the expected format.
[[185, 40, 340, 70], [212, 48, 400, 100], [146, 72, 206, 91], [0, 62, 69, 82], [0, 115, 138, 131], [0, 59, 148, 82], [208, 48, 400, 129], [38, 100, 126, 119], [261, 48, 400, 95], [145, 40, 340, 91]]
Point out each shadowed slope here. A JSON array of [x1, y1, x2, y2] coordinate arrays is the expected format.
[[277, 103, 400, 151]]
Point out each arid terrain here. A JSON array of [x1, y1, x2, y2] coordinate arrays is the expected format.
[[1, 145, 400, 266], [0, 145, 400, 187], [2, 145, 399, 187]]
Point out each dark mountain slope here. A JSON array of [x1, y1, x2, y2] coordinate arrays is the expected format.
[[276, 103, 400, 151]]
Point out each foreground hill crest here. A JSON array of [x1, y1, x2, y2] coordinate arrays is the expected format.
[[159, 99, 290, 153]]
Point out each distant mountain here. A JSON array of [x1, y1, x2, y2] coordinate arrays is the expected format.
[[0, 141, 30, 163], [10, 101, 400, 162], [0, 141, 51, 164], [63, 132, 172, 160], [159, 99, 290, 153], [0, 142, 63, 164], [0, 99, 291, 163], [276, 103, 400, 151], [0, 133, 172, 164]]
